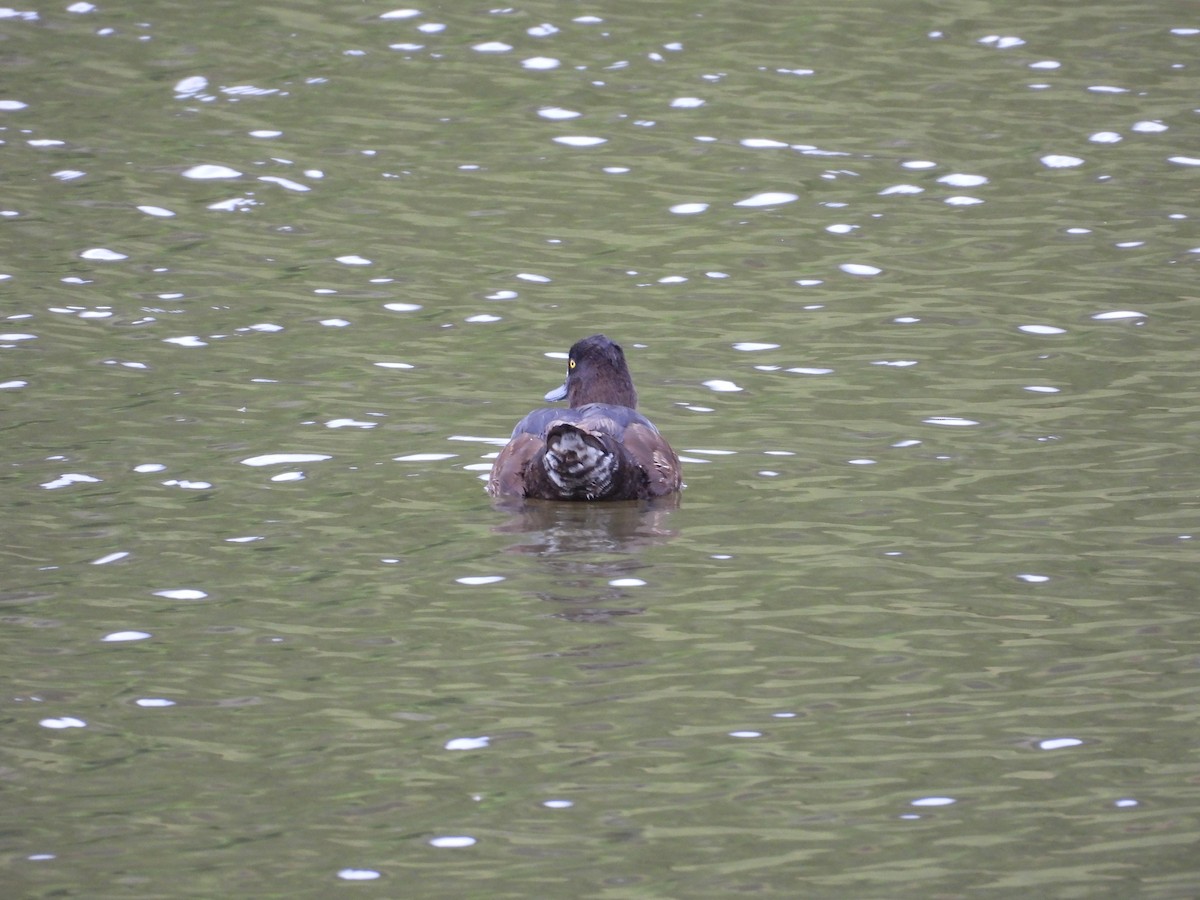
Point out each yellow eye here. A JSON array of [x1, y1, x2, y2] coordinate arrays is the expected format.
[[569, 359, 576, 369]]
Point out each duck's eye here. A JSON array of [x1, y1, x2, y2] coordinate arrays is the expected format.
[[569, 359, 576, 370]]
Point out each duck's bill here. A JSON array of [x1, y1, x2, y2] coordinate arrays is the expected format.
[[544, 383, 567, 402]]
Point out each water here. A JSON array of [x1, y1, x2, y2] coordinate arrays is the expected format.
[[3, 0, 1199, 896]]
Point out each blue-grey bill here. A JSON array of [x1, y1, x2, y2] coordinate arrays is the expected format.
[[544, 382, 567, 402]]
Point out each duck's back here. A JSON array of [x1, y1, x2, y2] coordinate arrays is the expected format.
[[487, 403, 681, 500]]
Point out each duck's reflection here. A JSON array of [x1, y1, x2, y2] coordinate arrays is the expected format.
[[491, 494, 679, 552], [490, 495, 681, 622]]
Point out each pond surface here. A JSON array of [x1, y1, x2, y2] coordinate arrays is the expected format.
[[3, 0, 1199, 896]]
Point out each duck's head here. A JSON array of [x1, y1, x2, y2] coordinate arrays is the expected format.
[[544, 334, 639, 409]]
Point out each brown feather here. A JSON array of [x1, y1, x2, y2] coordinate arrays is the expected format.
[[486, 432, 544, 498], [619, 423, 683, 497]]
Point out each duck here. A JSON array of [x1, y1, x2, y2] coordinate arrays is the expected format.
[[486, 334, 682, 501]]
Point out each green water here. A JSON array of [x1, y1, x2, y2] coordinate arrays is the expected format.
[[3, 1, 1199, 897]]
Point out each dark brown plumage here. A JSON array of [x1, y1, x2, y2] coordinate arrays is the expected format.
[[486, 335, 682, 501]]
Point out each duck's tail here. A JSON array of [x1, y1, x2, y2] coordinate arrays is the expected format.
[[543, 423, 617, 499]]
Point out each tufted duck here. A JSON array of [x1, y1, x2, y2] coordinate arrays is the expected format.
[[486, 335, 682, 501]]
